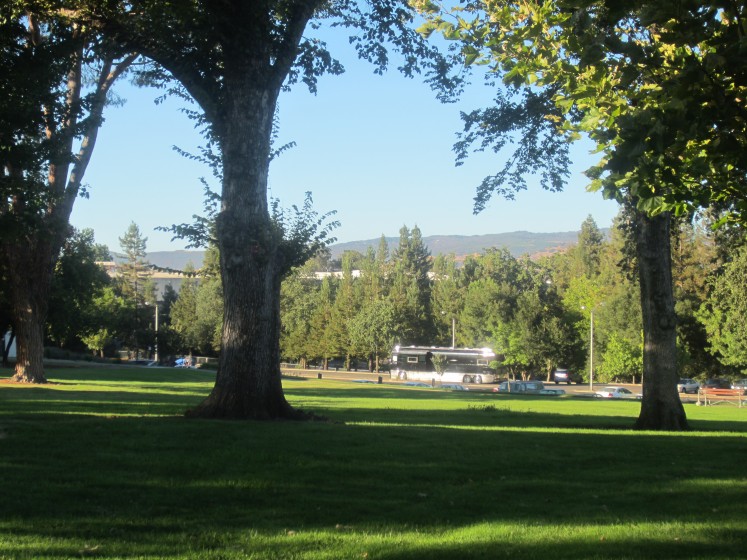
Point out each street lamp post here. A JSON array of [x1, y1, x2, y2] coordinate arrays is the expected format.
[[442, 311, 456, 348], [589, 308, 594, 392], [146, 300, 160, 363], [582, 305, 595, 392], [154, 302, 159, 363]]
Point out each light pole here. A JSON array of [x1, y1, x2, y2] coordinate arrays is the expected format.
[[154, 302, 159, 363], [589, 307, 594, 392], [146, 300, 160, 363], [442, 311, 456, 348], [582, 305, 595, 392]]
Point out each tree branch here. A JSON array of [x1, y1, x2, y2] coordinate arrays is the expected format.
[[270, 0, 325, 89]]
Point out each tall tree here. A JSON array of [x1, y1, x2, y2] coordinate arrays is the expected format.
[[671, 218, 720, 377], [116, 222, 154, 358], [430, 253, 461, 346], [46, 228, 111, 350], [117, 222, 150, 304], [697, 246, 747, 371], [79, 285, 129, 358], [575, 215, 605, 279], [170, 263, 200, 355], [1, 6, 135, 382], [359, 246, 384, 305], [280, 261, 320, 369], [306, 275, 337, 370], [93, 1, 450, 418], [459, 277, 503, 347], [155, 283, 180, 361], [417, 0, 747, 429], [513, 280, 582, 381], [349, 298, 396, 373], [597, 332, 642, 384], [390, 225, 433, 342], [327, 252, 359, 368]]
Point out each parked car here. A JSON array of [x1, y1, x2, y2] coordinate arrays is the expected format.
[[552, 368, 580, 385], [493, 380, 545, 393], [595, 386, 641, 399], [128, 359, 154, 366], [677, 378, 700, 394], [702, 378, 731, 389], [174, 357, 196, 368], [441, 384, 469, 391], [731, 379, 747, 393]]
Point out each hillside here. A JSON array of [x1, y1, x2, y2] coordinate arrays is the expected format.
[[139, 230, 587, 271], [112, 250, 206, 271], [328, 230, 584, 260]]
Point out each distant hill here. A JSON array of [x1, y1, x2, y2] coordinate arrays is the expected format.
[[138, 230, 592, 271], [112, 250, 206, 271], [329, 230, 587, 260]]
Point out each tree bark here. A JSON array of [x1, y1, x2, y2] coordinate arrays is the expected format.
[[5, 239, 54, 383], [634, 211, 689, 430], [96, 0, 323, 419], [185, 73, 304, 420], [180, 2, 326, 420], [3, 19, 134, 383]]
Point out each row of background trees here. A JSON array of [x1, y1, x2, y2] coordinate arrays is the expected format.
[[4, 1, 745, 427], [17, 210, 747, 386]]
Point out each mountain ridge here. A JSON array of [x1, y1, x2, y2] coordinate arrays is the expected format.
[[138, 230, 588, 270], [329, 231, 583, 261]]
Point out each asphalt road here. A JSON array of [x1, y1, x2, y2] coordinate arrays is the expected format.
[[281, 368, 700, 402]]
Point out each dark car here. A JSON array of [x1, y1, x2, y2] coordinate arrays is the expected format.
[[677, 378, 700, 394], [703, 378, 731, 389], [552, 368, 580, 385], [731, 379, 747, 394]]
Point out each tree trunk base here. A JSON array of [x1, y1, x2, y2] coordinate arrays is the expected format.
[[9, 372, 48, 384], [634, 404, 690, 431], [185, 394, 325, 422]]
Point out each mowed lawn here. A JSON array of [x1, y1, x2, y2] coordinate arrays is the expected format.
[[1, 367, 746, 559]]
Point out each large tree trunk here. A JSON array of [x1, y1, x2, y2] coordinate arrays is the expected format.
[[185, 75, 303, 420], [97, 1, 321, 419], [2, 26, 133, 383], [634, 211, 689, 430], [5, 239, 54, 383], [186, 247, 300, 418]]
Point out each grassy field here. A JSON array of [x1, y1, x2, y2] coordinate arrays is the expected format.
[[1, 366, 746, 559]]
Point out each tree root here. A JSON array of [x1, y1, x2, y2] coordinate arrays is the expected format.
[[184, 397, 329, 422]]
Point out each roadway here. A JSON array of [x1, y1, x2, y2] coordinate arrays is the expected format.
[[281, 367, 698, 402]]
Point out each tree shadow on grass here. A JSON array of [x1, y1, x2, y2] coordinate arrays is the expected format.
[[1, 413, 746, 559], [3, 379, 744, 432], [41, 367, 216, 384], [0, 387, 207, 417], [287, 386, 747, 433], [2, 371, 745, 560]]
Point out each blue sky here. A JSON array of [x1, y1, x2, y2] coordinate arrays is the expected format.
[[70, 25, 619, 254]]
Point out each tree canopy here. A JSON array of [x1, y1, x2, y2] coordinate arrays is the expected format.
[[420, 1, 747, 221], [1, 4, 135, 382], [413, 0, 747, 429], [83, 0, 463, 419]]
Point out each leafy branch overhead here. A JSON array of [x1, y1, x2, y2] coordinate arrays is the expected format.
[[418, 1, 747, 223]]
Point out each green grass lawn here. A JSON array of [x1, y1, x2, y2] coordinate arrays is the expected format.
[[1, 367, 746, 559]]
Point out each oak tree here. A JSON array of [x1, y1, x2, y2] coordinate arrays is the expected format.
[[92, 1, 452, 418], [417, 0, 747, 429], [1, 5, 135, 382]]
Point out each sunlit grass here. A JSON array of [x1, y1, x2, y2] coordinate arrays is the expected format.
[[1, 366, 745, 559]]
